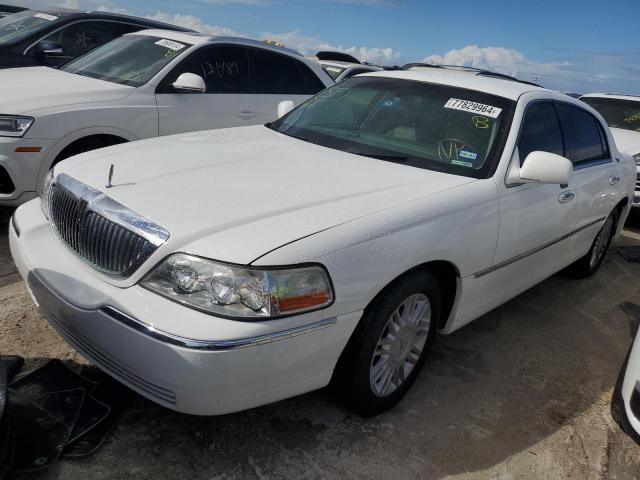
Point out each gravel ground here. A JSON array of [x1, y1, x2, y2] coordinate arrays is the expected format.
[[1, 205, 640, 480]]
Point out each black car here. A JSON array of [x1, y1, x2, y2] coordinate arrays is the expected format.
[[0, 8, 193, 68], [0, 4, 26, 19]]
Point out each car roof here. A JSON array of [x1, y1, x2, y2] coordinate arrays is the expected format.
[[580, 93, 640, 103], [361, 67, 550, 101], [21, 9, 193, 32], [129, 29, 303, 55], [318, 60, 358, 68]]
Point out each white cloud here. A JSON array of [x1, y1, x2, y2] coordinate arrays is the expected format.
[[422, 45, 640, 95], [145, 12, 243, 37], [260, 29, 400, 64]]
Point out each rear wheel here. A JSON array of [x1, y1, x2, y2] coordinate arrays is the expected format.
[[570, 210, 617, 278], [338, 271, 441, 417]]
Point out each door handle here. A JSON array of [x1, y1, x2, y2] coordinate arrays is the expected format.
[[609, 175, 620, 185], [558, 191, 575, 204], [238, 111, 256, 119]]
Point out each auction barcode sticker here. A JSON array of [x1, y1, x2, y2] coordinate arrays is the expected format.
[[155, 39, 186, 52], [444, 98, 502, 118], [34, 13, 58, 21]]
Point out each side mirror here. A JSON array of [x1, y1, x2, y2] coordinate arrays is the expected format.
[[172, 73, 206, 94], [277, 100, 295, 119], [519, 151, 573, 185], [38, 40, 63, 55]]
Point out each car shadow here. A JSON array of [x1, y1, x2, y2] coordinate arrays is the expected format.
[[10, 241, 638, 479]]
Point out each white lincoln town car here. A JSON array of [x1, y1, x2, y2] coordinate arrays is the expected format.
[[10, 68, 636, 417]]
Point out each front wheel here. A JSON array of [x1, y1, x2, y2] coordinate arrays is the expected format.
[[337, 271, 441, 417], [570, 210, 617, 278]]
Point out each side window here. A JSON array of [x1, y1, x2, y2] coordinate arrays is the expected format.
[[160, 45, 249, 94], [43, 21, 119, 58], [248, 49, 321, 95], [517, 102, 564, 163], [555, 103, 608, 165]]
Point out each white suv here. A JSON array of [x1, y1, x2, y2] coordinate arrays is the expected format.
[[0, 29, 332, 206], [580, 94, 640, 207]]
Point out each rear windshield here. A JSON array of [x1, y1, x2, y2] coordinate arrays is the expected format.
[[0, 11, 63, 46], [581, 97, 640, 132], [62, 35, 192, 87], [268, 76, 515, 179]]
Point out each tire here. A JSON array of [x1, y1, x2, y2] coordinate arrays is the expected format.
[[611, 348, 640, 445], [569, 209, 617, 278], [337, 270, 441, 417]]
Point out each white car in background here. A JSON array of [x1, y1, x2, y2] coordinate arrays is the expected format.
[[10, 68, 635, 417], [0, 29, 331, 206], [315, 51, 383, 82], [581, 93, 640, 207]]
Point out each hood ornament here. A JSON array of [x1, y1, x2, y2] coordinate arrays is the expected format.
[[106, 164, 114, 189]]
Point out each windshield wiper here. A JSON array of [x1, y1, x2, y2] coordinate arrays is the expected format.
[[349, 151, 409, 163]]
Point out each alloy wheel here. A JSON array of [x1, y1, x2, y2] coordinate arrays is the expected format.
[[369, 293, 431, 397]]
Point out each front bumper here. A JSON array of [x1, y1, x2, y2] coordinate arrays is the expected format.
[[0, 137, 54, 206], [10, 200, 361, 415]]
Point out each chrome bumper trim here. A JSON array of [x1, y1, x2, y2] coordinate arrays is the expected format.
[[101, 306, 337, 351]]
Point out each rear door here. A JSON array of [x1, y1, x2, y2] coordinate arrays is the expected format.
[[554, 102, 625, 257], [491, 101, 579, 302], [155, 44, 255, 135], [247, 47, 326, 124]]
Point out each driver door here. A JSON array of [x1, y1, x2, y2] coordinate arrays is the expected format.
[[154, 44, 255, 136]]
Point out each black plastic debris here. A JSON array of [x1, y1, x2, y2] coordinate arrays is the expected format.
[[62, 371, 131, 458], [10, 389, 84, 472], [0, 358, 132, 476], [616, 246, 640, 263], [0, 356, 13, 480]]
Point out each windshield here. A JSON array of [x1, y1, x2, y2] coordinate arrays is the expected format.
[[268, 77, 515, 178], [62, 35, 192, 87], [322, 64, 347, 80], [582, 97, 640, 132], [0, 11, 62, 45]]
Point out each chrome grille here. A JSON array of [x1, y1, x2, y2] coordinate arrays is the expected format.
[[636, 172, 639, 190], [47, 174, 169, 278]]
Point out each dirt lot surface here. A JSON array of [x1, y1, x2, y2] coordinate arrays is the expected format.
[[1, 206, 640, 479]]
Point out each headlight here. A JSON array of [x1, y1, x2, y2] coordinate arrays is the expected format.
[[40, 169, 55, 220], [141, 253, 334, 319], [634, 153, 640, 166], [0, 115, 34, 137]]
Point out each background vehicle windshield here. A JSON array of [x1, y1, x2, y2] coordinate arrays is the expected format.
[[0, 11, 63, 45], [582, 97, 640, 132], [322, 64, 346, 80], [269, 76, 515, 178], [62, 35, 192, 87]]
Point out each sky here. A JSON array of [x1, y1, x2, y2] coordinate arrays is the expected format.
[[13, 0, 640, 94]]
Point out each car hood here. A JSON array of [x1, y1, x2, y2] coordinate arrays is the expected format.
[[57, 125, 477, 265], [0, 67, 134, 114], [611, 128, 640, 155]]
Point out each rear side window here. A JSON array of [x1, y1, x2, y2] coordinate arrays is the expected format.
[[555, 103, 608, 165], [248, 49, 323, 95], [517, 102, 564, 162]]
